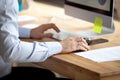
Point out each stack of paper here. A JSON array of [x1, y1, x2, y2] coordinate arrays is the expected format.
[[75, 46, 120, 62]]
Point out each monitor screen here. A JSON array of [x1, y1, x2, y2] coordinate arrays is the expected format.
[[65, 0, 113, 16], [64, 0, 115, 36]]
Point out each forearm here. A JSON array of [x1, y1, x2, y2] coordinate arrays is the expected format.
[[0, 0, 62, 63]]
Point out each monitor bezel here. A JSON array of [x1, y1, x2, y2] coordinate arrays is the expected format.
[[65, 0, 113, 16]]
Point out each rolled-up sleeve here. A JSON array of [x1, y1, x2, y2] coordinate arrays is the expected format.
[[0, 0, 62, 63]]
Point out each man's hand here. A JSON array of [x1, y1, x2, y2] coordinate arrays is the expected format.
[[30, 23, 60, 39], [60, 37, 90, 53]]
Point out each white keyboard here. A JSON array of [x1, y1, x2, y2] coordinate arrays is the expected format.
[[45, 28, 81, 40]]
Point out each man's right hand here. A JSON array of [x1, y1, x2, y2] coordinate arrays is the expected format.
[[60, 37, 90, 53]]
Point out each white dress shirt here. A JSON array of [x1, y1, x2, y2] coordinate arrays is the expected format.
[[0, 0, 62, 77]]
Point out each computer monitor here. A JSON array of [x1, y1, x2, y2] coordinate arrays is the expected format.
[[64, 0, 115, 37]]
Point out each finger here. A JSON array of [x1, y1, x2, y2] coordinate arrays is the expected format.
[[49, 23, 60, 32], [76, 37, 88, 45], [78, 42, 90, 50], [77, 46, 88, 51], [43, 23, 60, 33], [81, 38, 88, 45]]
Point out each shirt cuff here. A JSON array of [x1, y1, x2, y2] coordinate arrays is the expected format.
[[19, 27, 31, 38], [45, 42, 62, 57]]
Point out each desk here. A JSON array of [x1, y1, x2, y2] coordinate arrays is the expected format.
[[19, 1, 120, 80]]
